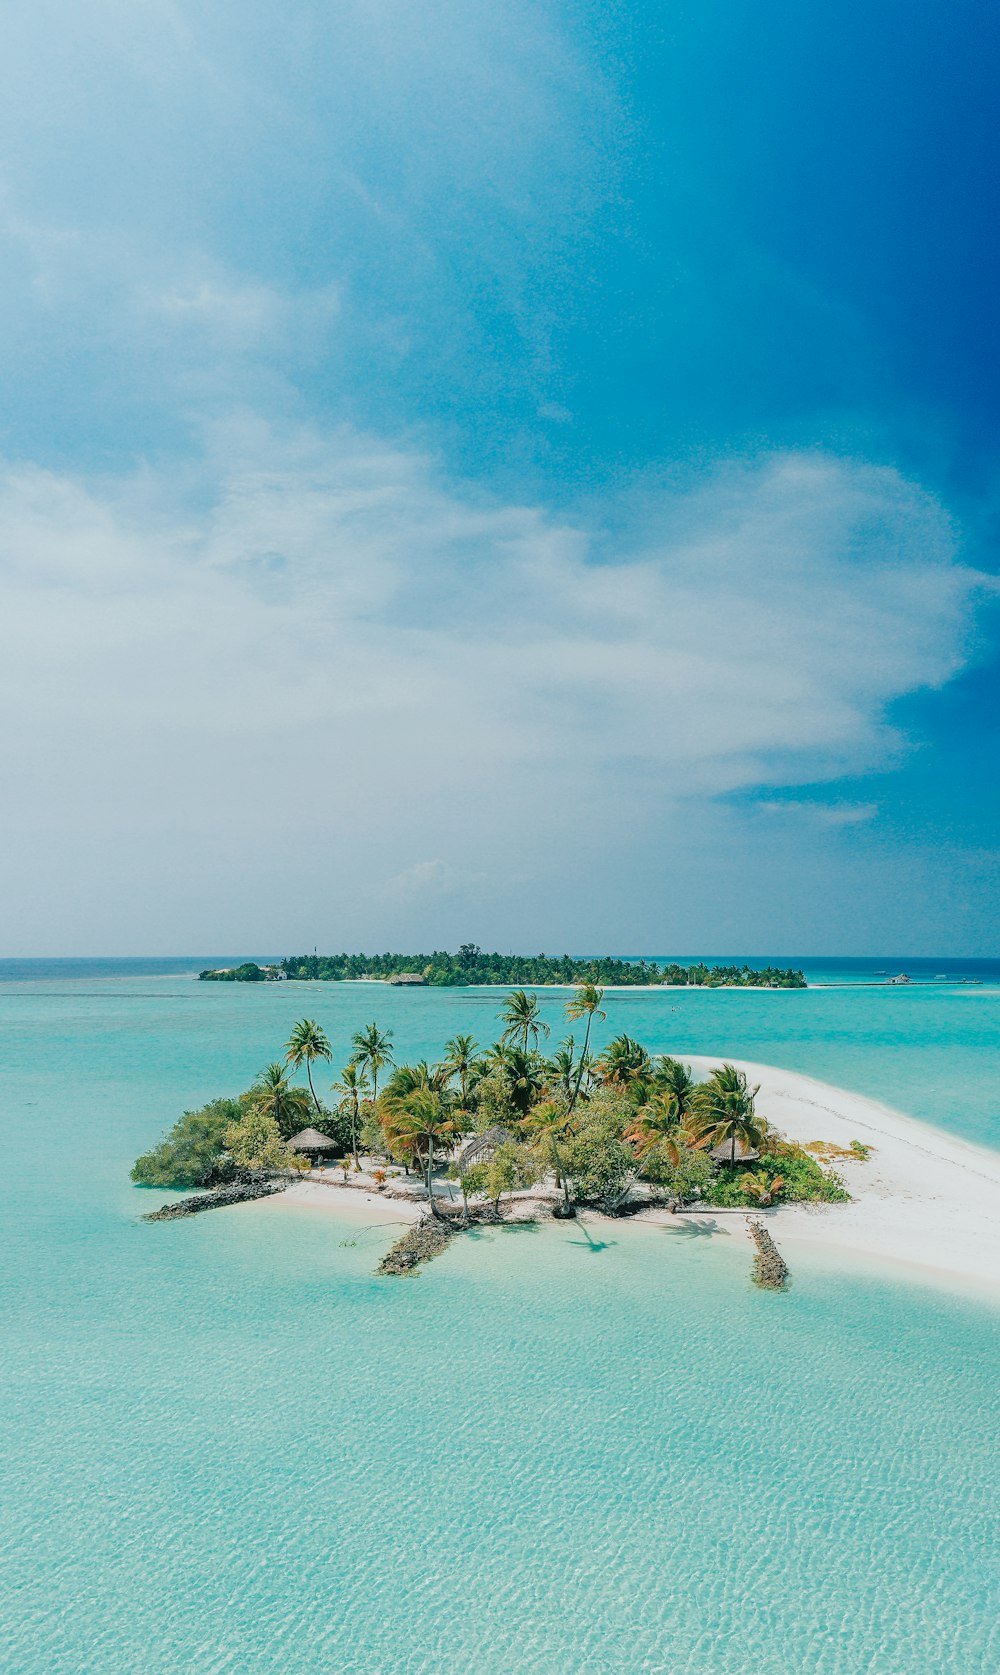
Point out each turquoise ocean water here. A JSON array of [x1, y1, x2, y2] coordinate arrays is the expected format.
[[1, 961, 998, 1672]]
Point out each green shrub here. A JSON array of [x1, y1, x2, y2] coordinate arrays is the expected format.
[[224, 1107, 297, 1172], [482, 1143, 539, 1207], [564, 1115, 641, 1212], [473, 1064, 516, 1131], [641, 1140, 716, 1200], [704, 1150, 849, 1206], [130, 1097, 243, 1188]]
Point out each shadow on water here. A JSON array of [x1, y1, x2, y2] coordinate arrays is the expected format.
[[658, 1217, 729, 1240], [565, 1219, 617, 1254], [463, 1220, 541, 1244]]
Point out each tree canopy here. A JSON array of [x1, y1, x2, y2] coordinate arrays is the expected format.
[[201, 951, 806, 988]]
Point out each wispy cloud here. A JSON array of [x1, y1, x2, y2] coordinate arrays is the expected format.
[[0, 424, 988, 946], [756, 800, 879, 826]]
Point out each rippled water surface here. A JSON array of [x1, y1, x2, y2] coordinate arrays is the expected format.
[[1, 968, 999, 1672]]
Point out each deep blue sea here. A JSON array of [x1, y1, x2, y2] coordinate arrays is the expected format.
[[1, 958, 998, 1672]]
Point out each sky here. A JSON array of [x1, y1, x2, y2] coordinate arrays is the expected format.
[[1, 0, 998, 956]]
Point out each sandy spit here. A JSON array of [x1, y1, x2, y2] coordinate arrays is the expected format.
[[667, 1056, 1000, 1297]]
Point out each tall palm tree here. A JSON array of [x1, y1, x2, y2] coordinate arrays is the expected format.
[[443, 1034, 481, 1115], [351, 1022, 395, 1104], [499, 990, 550, 1053], [247, 1062, 314, 1139], [564, 983, 606, 1116], [284, 1019, 333, 1115], [332, 1062, 370, 1166], [521, 1097, 575, 1209], [380, 1088, 458, 1217], [689, 1064, 763, 1165]]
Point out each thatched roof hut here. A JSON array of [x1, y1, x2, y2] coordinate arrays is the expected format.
[[710, 1137, 759, 1164], [286, 1126, 338, 1156], [457, 1126, 515, 1174]]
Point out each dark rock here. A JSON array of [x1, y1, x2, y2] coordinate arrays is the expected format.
[[143, 1178, 288, 1220], [747, 1218, 789, 1289], [376, 1216, 457, 1275]]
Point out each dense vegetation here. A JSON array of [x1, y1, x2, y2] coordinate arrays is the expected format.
[[131, 1055, 353, 1189], [135, 987, 847, 1217], [199, 945, 806, 988]]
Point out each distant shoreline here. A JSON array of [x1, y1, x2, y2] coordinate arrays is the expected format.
[[198, 955, 808, 991]]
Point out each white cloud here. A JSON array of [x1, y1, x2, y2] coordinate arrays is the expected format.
[[757, 801, 879, 826], [0, 424, 989, 945]]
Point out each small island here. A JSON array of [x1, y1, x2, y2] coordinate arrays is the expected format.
[[198, 945, 807, 988], [135, 984, 850, 1285]]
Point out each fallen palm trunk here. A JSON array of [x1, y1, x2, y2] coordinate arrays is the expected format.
[[748, 1218, 788, 1289], [143, 1179, 288, 1220], [376, 1215, 458, 1274]]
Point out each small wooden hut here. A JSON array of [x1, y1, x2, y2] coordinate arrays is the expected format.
[[709, 1137, 760, 1165], [456, 1126, 515, 1174], [286, 1126, 339, 1164]]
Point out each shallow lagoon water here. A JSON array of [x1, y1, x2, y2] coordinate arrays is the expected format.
[[1, 968, 999, 1671]]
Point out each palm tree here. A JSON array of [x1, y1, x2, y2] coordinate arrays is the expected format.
[[380, 1088, 458, 1216], [332, 1062, 370, 1166], [689, 1064, 763, 1165], [499, 990, 550, 1053], [383, 1061, 453, 1099], [247, 1063, 314, 1139], [284, 1019, 333, 1115], [545, 1035, 596, 1104], [521, 1098, 575, 1209], [498, 1046, 545, 1116], [351, 1022, 395, 1104], [740, 1170, 785, 1206], [595, 1034, 652, 1090], [482, 1039, 515, 1071], [546, 1036, 578, 1101], [656, 1056, 698, 1127], [443, 1034, 481, 1115], [564, 983, 606, 1116], [624, 1092, 685, 1160]]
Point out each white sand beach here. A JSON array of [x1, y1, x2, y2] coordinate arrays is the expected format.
[[261, 1176, 421, 1225], [674, 1057, 1000, 1295]]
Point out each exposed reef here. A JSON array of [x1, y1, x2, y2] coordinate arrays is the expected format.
[[748, 1218, 789, 1289], [143, 1179, 288, 1220]]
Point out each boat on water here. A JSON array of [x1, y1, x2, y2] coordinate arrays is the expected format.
[[888, 973, 910, 984]]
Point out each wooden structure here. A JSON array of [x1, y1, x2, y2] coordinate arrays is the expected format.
[[286, 1126, 339, 1162], [709, 1137, 760, 1165], [456, 1126, 515, 1174]]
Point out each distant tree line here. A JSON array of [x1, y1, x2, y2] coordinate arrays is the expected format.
[[199, 945, 806, 988]]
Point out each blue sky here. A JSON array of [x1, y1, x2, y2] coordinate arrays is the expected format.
[[1, 0, 997, 954]]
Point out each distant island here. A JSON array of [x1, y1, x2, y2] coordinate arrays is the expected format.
[[199, 946, 807, 988]]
